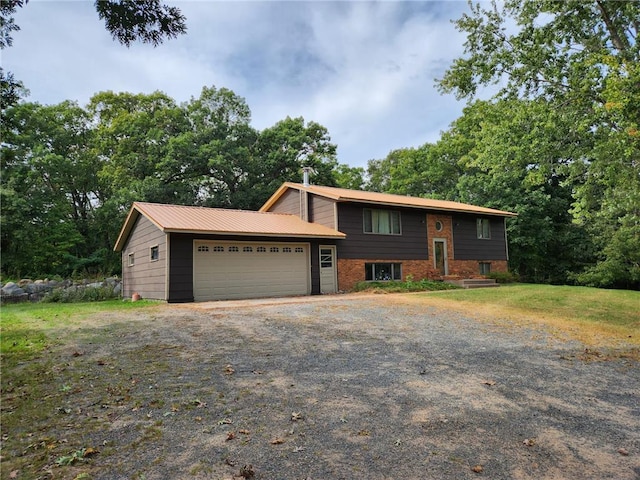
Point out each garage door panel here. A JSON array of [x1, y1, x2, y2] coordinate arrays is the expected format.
[[193, 241, 310, 301]]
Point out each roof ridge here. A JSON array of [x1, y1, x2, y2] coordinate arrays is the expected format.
[[134, 201, 298, 216]]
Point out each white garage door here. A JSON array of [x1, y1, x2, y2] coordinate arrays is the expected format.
[[193, 241, 311, 301]]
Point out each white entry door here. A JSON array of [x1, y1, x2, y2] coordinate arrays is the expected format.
[[319, 246, 337, 294]]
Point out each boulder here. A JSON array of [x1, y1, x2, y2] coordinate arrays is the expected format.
[[2, 282, 25, 296]]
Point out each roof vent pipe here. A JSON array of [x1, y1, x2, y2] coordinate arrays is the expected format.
[[302, 166, 314, 187]]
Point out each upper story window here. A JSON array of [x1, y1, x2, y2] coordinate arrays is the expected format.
[[363, 208, 401, 235], [477, 218, 491, 239]]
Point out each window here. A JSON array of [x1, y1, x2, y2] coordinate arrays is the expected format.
[[257, 246, 267, 253], [197, 245, 209, 252], [128, 253, 135, 266], [283, 247, 292, 253], [320, 248, 333, 268], [295, 247, 304, 253], [243, 246, 253, 252], [150, 245, 159, 262], [479, 262, 491, 275], [477, 218, 491, 239], [365, 263, 402, 281], [213, 246, 225, 252], [228, 246, 239, 252], [270, 247, 279, 253], [363, 209, 401, 235]]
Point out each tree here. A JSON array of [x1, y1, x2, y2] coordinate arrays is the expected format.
[[1, 101, 94, 276], [0, 0, 186, 50], [366, 144, 460, 199], [438, 0, 639, 288]]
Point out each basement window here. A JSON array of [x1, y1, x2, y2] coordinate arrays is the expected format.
[[479, 262, 491, 275], [365, 263, 402, 281], [150, 245, 159, 262]]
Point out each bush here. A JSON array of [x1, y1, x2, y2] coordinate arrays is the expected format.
[[41, 285, 120, 303], [487, 271, 519, 284], [353, 278, 459, 293]]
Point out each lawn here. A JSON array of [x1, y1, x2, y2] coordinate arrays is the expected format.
[[412, 283, 639, 348], [0, 289, 638, 479]]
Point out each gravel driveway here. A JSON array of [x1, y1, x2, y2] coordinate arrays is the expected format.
[[44, 294, 640, 479]]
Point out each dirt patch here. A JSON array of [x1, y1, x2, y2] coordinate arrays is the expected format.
[[3, 294, 639, 479]]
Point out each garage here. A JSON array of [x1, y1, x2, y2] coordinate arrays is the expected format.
[[193, 240, 311, 301]]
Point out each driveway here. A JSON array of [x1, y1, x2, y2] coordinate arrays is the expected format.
[[32, 294, 640, 478]]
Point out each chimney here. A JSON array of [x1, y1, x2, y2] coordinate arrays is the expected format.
[[302, 166, 313, 187]]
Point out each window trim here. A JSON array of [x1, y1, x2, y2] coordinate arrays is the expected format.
[[150, 245, 159, 262], [479, 262, 491, 275], [363, 208, 402, 235], [477, 218, 491, 240], [364, 262, 402, 281], [128, 252, 135, 267]]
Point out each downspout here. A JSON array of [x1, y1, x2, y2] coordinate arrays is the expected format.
[[504, 217, 509, 261]]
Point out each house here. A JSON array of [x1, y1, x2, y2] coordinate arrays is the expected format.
[[114, 183, 516, 302]]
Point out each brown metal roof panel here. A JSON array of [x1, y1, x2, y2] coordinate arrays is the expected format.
[[265, 183, 517, 217], [133, 202, 346, 237]]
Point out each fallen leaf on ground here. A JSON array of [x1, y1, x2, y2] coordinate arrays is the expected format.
[[238, 429, 250, 435], [618, 448, 629, 456], [523, 438, 535, 447], [239, 464, 255, 478], [483, 380, 496, 386], [226, 432, 236, 441], [291, 411, 303, 421], [270, 438, 285, 445], [471, 465, 484, 473], [293, 446, 305, 452], [357, 430, 370, 436], [224, 364, 235, 375], [9, 471, 18, 479]]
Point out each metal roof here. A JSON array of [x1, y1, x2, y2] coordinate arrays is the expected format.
[[261, 183, 518, 217], [114, 202, 346, 252]]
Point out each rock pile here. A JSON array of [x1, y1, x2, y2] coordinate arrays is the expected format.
[[0, 278, 122, 304]]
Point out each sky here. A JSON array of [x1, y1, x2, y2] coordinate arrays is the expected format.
[[3, 1, 474, 169]]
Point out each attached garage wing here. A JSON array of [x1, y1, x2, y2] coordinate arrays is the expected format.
[[193, 241, 311, 301]]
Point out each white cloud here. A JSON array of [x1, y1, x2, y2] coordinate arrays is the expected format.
[[3, 1, 471, 168]]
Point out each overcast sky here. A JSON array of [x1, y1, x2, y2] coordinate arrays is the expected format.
[[3, 1, 473, 169]]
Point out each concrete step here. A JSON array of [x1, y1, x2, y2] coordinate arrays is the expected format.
[[445, 278, 500, 289]]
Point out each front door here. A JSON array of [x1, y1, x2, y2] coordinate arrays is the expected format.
[[434, 239, 448, 276], [319, 246, 337, 294]]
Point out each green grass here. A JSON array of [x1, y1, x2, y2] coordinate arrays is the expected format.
[[1, 300, 156, 365], [1, 299, 157, 479], [414, 284, 639, 346]]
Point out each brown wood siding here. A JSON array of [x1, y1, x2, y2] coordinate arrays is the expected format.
[[122, 215, 167, 300], [167, 233, 337, 301], [452, 214, 507, 260], [336, 203, 427, 260], [309, 195, 336, 229], [269, 189, 301, 216]]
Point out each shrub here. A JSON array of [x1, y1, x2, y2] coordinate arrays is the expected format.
[[487, 271, 519, 284], [353, 279, 459, 293], [41, 285, 120, 303]]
